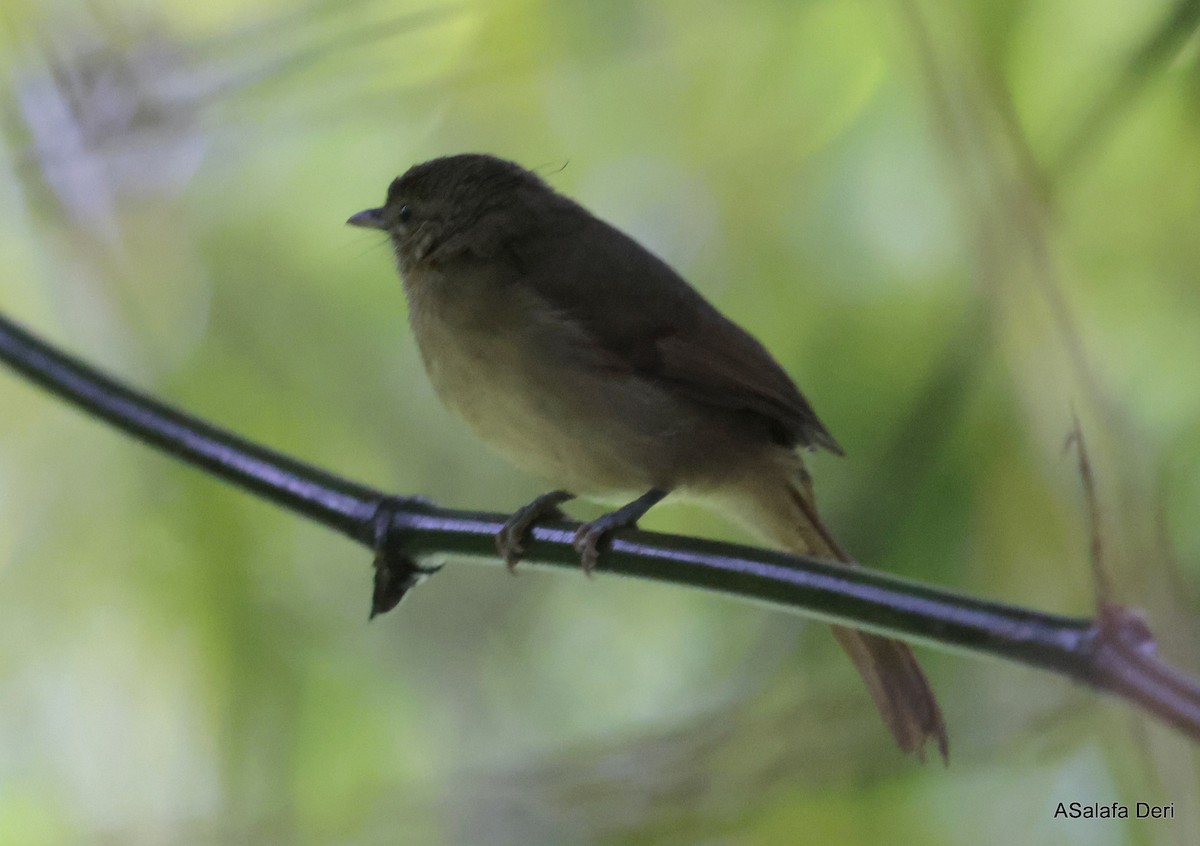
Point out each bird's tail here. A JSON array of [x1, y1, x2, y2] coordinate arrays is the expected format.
[[725, 455, 948, 761]]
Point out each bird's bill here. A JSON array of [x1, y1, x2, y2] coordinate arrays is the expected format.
[[346, 207, 386, 230]]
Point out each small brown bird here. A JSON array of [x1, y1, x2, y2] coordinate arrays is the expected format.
[[349, 153, 947, 758]]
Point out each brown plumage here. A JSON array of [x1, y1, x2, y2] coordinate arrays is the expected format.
[[349, 153, 947, 759]]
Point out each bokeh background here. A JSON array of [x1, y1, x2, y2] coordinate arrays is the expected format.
[[2, 0, 1199, 843]]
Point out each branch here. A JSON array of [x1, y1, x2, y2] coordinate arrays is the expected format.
[[3, 310, 1200, 742], [1051, 0, 1200, 181]]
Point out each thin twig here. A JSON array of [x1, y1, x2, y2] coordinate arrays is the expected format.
[[1064, 411, 1115, 606]]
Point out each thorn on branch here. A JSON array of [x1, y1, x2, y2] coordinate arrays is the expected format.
[[369, 495, 440, 618]]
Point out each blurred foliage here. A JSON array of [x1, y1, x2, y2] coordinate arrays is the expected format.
[[1, 0, 1199, 843]]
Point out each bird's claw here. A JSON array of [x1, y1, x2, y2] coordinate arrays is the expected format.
[[568, 489, 668, 576], [571, 512, 639, 576], [495, 491, 574, 573], [572, 524, 603, 575]]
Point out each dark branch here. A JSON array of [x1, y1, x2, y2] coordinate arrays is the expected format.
[[3, 310, 1200, 742]]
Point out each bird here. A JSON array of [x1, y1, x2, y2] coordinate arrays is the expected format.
[[348, 153, 947, 759]]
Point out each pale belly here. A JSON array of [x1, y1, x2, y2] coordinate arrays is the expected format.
[[419, 319, 667, 494], [406, 272, 734, 496]]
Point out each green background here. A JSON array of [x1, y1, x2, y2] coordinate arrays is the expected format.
[[1, 0, 1198, 843]]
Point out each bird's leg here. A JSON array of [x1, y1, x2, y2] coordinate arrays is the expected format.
[[574, 488, 669, 574], [497, 490, 576, 573]]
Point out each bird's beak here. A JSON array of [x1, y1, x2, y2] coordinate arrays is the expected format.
[[346, 207, 386, 230]]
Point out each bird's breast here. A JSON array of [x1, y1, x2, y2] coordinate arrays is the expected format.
[[402, 264, 712, 495]]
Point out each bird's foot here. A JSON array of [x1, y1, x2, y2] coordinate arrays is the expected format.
[[571, 489, 669, 575], [496, 490, 575, 573]]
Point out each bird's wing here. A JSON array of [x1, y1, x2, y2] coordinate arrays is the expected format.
[[507, 212, 843, 454]]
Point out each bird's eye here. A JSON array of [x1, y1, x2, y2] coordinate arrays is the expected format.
[[398, 205, 411, 222]]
